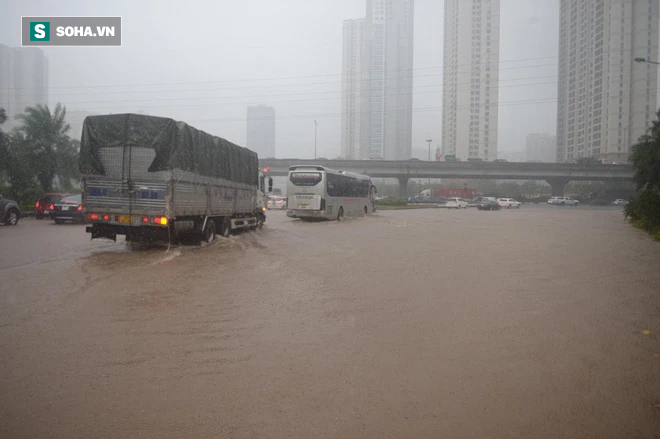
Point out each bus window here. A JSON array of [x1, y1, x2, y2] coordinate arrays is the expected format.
[[290, 172, 322, 186]]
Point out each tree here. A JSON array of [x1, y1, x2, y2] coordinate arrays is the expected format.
[[629, 109, 660, 193], [55, 138, 81, 190], [4, 131, 41, 206], [624, 108, 660, 238], [0, 108, 7, 177], [15, 103, 71, 192]]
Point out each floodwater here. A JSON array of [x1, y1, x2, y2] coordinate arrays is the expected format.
[[1, 206, 659, 438]]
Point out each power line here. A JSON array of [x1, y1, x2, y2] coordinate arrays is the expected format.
[[7, 55, 559, 92], [55, 79, 559, 110], [65, 97, 559, 125], [9, 64, 557, 96]]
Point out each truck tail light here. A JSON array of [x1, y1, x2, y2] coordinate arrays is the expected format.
[[103, 214, 110, 221], [36, 201, 40, 208], [77, 205, 83, 211], [86, 213, 99, 221], [49, 204, 54, 210], [152, 217, 168, 225]]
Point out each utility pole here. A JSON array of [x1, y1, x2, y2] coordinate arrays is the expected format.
[[426, 139, 432, 185], [314, 120, 318, 160]]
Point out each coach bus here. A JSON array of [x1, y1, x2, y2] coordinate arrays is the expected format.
[[286, 165, 374, 221]]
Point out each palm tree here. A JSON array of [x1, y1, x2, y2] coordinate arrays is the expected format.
[[16, 103, 71, 192]]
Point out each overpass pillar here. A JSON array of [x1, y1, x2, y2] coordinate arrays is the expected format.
[[546, 178, 570, 196], [397, 176, 409, 199]]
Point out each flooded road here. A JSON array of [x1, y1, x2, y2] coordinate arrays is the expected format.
[[1, 206, 660, 438]]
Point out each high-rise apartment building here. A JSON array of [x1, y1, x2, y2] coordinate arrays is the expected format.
[[0, 44, 48, 131], [341, 18, 365, 160], [361, 0, 414, 160], [441, 0, 500, 161], [556, 0, 659, 163], [246, 105, 276, 159], [526, 133, 557, 163]]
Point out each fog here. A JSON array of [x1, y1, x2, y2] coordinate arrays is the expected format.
[[2, 0, 563, 159]]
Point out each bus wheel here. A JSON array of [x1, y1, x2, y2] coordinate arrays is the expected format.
[[337, 207, 344, 221]]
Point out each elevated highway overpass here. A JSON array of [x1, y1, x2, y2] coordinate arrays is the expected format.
[[259, 159, 634, 197]]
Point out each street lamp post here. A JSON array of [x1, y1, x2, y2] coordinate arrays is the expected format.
[[635, 57, 660, 65], [314, 120, 318, 160]]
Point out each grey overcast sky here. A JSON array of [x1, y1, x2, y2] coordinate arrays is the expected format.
[[2, 0, 563, 159]]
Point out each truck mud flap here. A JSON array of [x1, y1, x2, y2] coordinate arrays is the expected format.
[[87, 225, 117, 242]]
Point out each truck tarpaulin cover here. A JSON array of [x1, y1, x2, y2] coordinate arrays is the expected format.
[[79, 113, 259, 185]]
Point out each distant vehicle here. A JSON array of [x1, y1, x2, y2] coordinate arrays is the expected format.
[[589, 199, 608, 206], [497, 198, 521, 209], [267, 196, 287, 210], [50, 194, 85, 224], [419, 187, 477, 200], [493, 159, 508, 162], [0, 194, 20, 226], [613, 199, 629, 206], [444, 154, 457, 162], [271, 188, 283, 196], [286, 165, 373, 221], [477, 199, 501, 210], [445, 197, 468, 209], [549, 196, 579, 206], [407, 158, 421, 161], [576, 157, 602, 165], [35, 193, 69, 219], [467, 157, 483, 162], [611, 161, 625, 165]]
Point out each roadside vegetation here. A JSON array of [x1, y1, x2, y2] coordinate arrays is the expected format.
[[0, 104, 80, 211], [624, 109, 660, 240]]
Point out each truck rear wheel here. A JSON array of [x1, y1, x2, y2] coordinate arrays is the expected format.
[[220, 218, 231, 238], [337, 207, 344, 221], [204, 220, 216, 243]]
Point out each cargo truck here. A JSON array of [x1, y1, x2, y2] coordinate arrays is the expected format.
[[79, 114, 272, 243], [418, 187, 477, 200]]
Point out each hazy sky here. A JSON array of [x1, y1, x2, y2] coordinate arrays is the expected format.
[[2, 0, 564, 159]]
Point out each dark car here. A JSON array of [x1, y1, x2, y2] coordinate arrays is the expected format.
[[35, 193, 69, 219], [477, 199, 501, 211], [0, 194, 21, 226], [50, 194, 84, 224]]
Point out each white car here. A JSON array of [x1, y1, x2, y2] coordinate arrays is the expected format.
[[445, 197, 468, 209], [550, 196, 579, 206], [613, 199, 628, 206], [267, 196, 287, 210], [497, 198, 521, 209]]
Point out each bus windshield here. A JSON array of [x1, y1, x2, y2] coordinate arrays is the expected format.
[[289, 172, 322, 186]]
